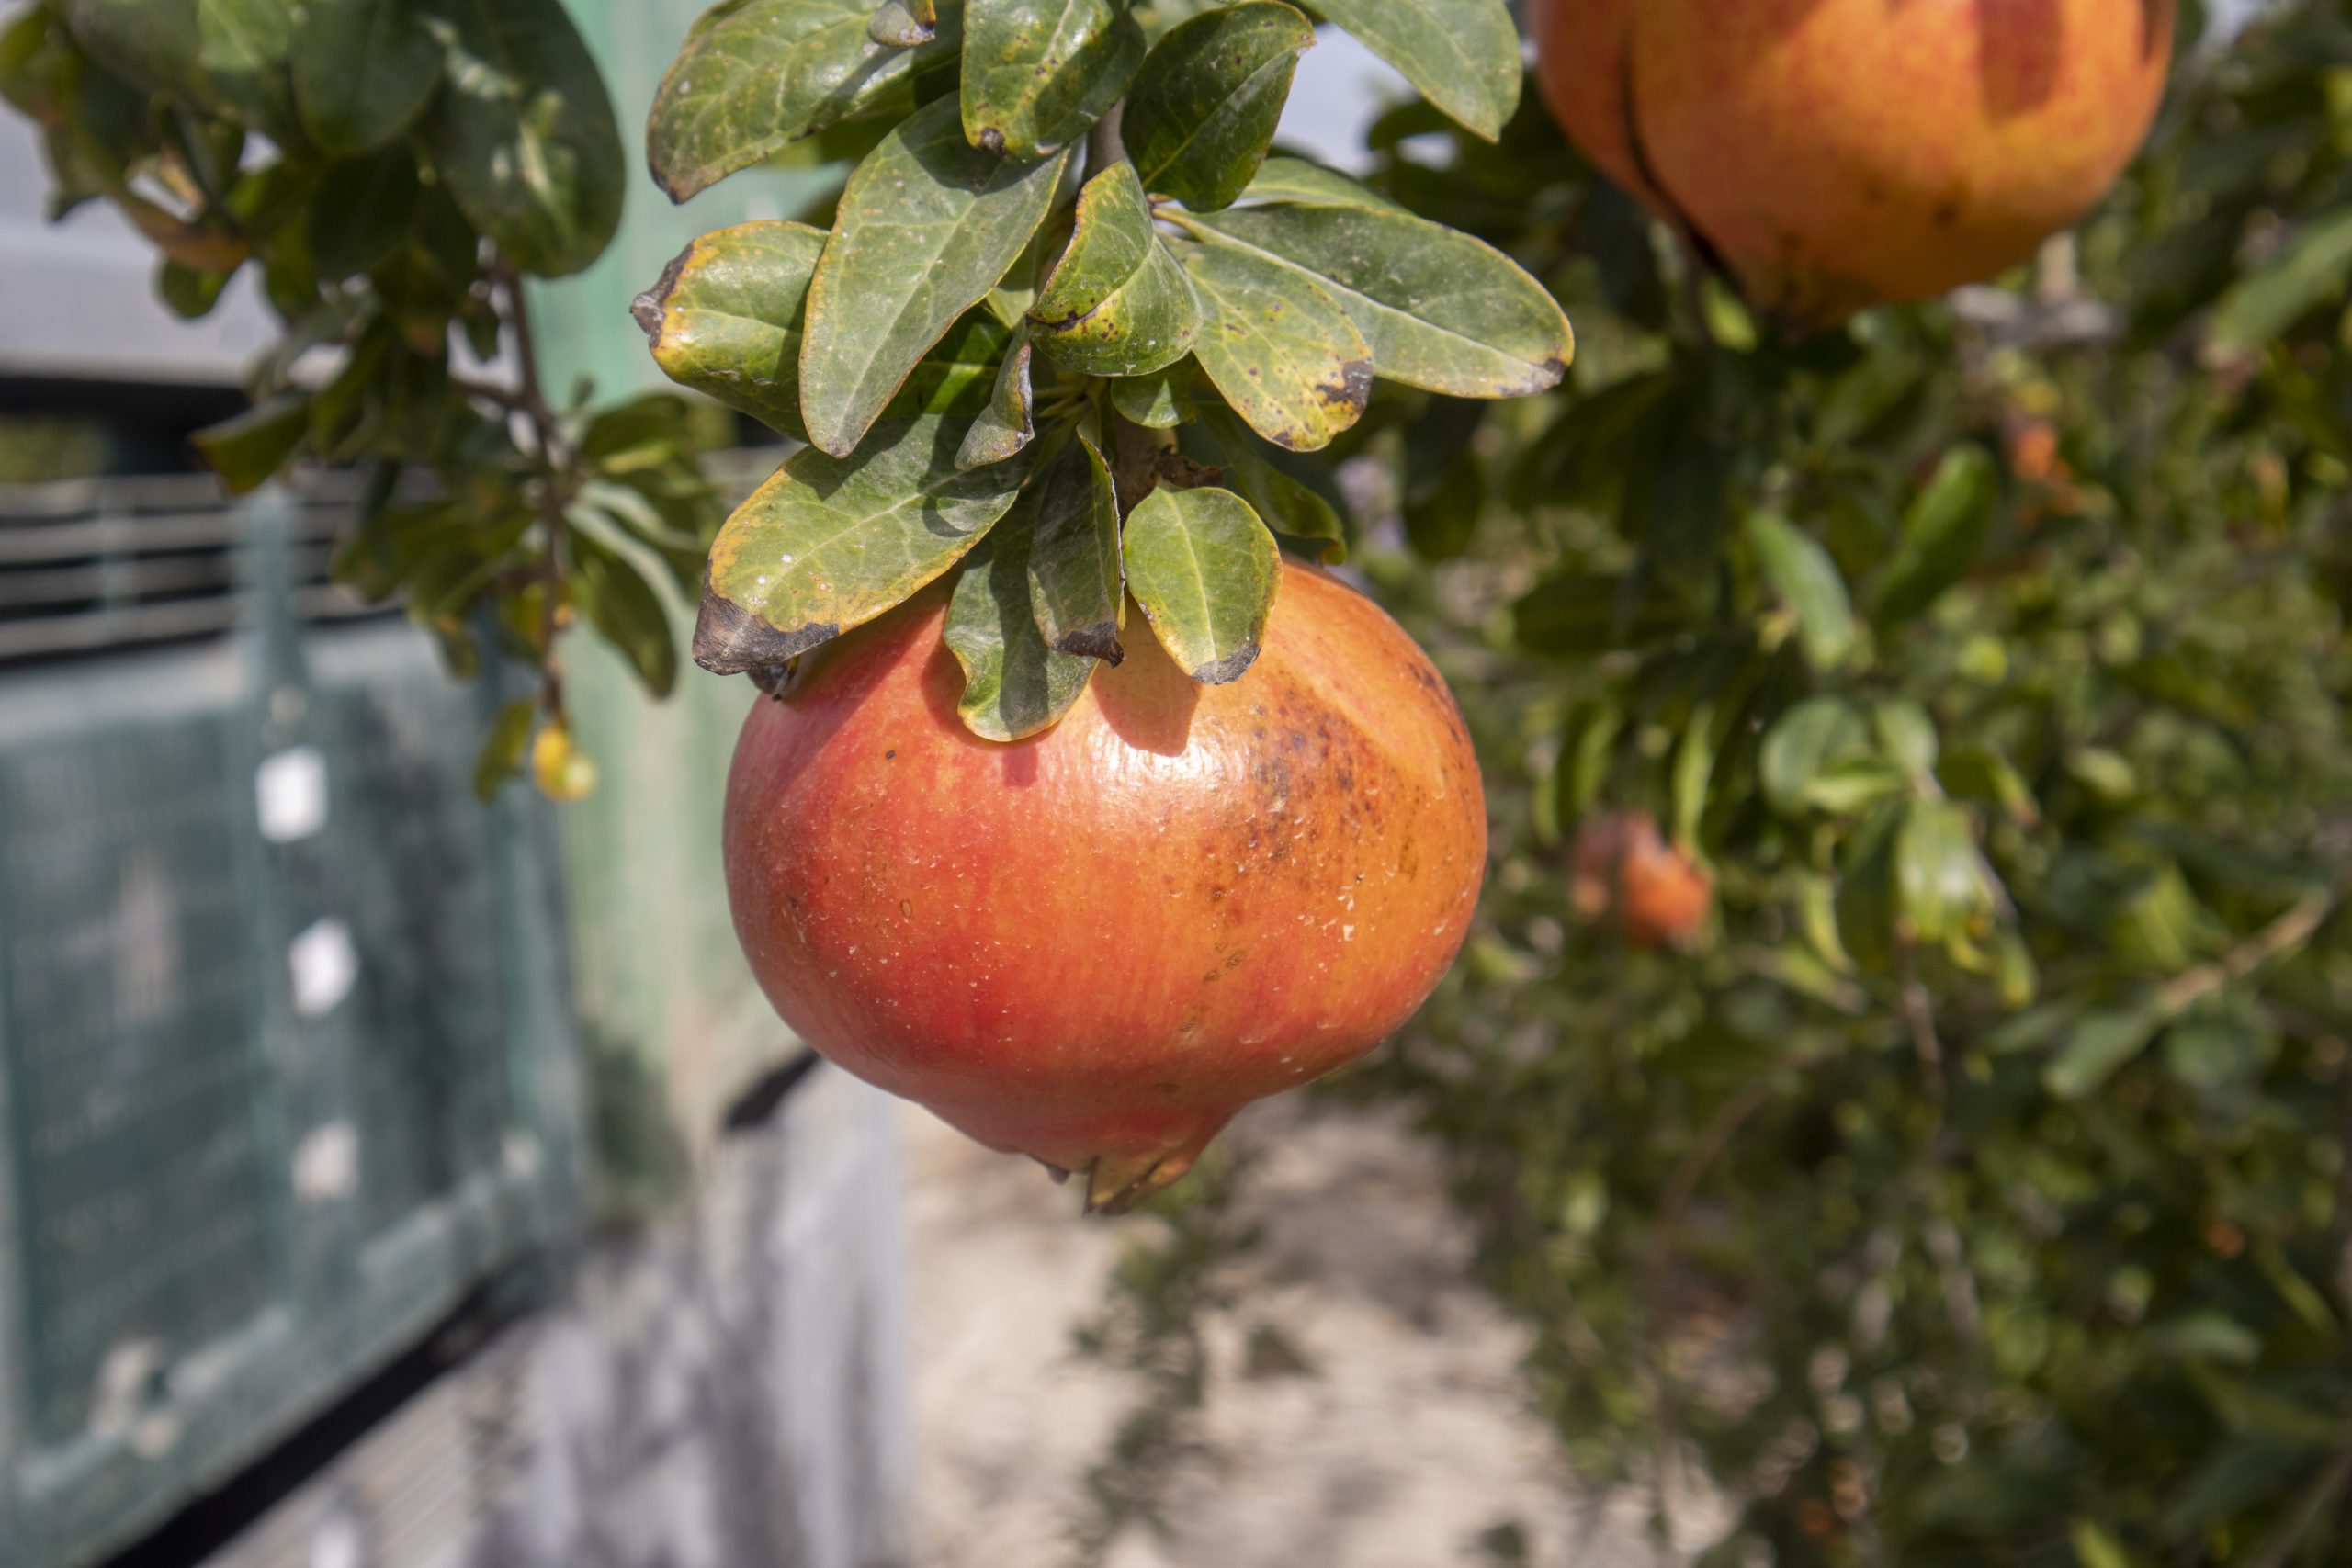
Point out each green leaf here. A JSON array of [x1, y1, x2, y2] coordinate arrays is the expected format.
[[1175, 236, 1370, 452], [1178, 202, 1570, 398], [1894, 799, 1986, 947], [1121, 1, 1312, 212], [1024, 434, 1125, 660], [1197, 401, 1345, 562], [194, 392, 312, 492], [1745, 510, 1857, 671], [2146, 1313, 2264, 1368], [160, 257, 233, 320], [800, 94, 1072, 457], [1236, 155, 1408, 213], [647, 0, 961, 203], [633, 220, 822, 441], [634, 222, 1012, 443], [67, 0, 300, 131], [307, 147, 422, 280], [1309, 0, 1519, 141], [962, 0, 1143, 157], [1405, 447, 1482, 561], [310, 314, 395, 460], [1399, 394, 1483, 561], [1123, 485, 1278, 683], [63, 0, 206, 101], [1939, 746, 2040, 826], [1511, 571, 1682, 655], [987, 210, 1056, 326], [1550, 698, 1622, 837], [2068, 1521, 2146, 1568], [1110, 363, 1198, 427], [695, 414, 1028, 671], [2044, 1007, 2165, 1100], [198, 0, 300, 136], [1876, 444, 1998, 625], [572, 531, 681, 698], [291, 0, 441, 154], [957, 321, 1035, 468], [1671, 702, 1717, 854], [1834, 799, 1903, 975], [945, 488, 1100, 739], [1759, 696, 1868, 818], [1872, 697, 1939, 777], [2211, 205, 2352, 351], [473, 699, 537, 802], [1028, 159, 1201, 376], [417, 0, 623, 278], [868, 0, 937, 46]]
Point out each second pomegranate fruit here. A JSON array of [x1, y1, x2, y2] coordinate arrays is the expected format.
[[1532, 0, 2176, 324]]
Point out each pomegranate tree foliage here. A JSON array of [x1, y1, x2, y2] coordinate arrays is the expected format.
[[0, 0, 725, 797], [638, 0, 1568, 736], [1083, 4, 2352, 1565]]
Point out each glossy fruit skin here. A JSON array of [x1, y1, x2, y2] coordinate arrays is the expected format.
[[1571, 813, 1713, 950], [723, 562, 1487, 1211], [1531, 0, 2175, 324]]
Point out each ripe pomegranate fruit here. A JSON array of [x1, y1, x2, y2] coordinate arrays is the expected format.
[[1531, 0, 2175, 324], [723, 561, 1487, 1212], [1571, 813, 1713, 950]]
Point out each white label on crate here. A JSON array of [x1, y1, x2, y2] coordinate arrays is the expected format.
[[293, 1121, 359, 1203], [289, 917, 358, 1018], [256, 746, 329, 843], [311, 1511, 363, 1568]]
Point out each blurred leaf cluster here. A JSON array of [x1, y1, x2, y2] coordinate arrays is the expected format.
[[1306, 2, 2352, 1562], [0, 0, 727, 796]]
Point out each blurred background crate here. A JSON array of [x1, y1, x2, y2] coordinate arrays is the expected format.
[[0, 478, 580, 1568]]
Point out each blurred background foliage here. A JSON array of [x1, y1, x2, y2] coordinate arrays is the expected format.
[[0, 0, 729, 798], [1093, 3, 2352, 1564]]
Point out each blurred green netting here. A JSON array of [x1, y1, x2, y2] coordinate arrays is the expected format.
[[0, 479, 578, 1568]]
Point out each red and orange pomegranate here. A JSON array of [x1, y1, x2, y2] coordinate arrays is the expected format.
[[722, 563, 1487, 1212]]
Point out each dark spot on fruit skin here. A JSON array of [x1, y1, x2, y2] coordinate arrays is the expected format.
[[1934, 198, 1963, 229], [886, 750, 897, 760]]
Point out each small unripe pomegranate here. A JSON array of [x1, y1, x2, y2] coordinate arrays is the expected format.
[[723, 563, 1486, 1212], [1571, 813, 1713, 950], [1531, 0, 2174, 324]]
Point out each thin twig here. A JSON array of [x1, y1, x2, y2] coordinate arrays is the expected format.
[[497, 258, 573, 717], [2152, 890, 2335, 1017], [447, 371, 533, 413], [1898, 945, 1947, 1100], [2247, 1440, 2352, 1568]]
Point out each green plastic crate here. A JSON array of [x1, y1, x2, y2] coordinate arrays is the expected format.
[[0, 479, 580, 1568]]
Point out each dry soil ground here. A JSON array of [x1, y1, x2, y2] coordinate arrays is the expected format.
[[904, 1097, 1725, 1568]]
